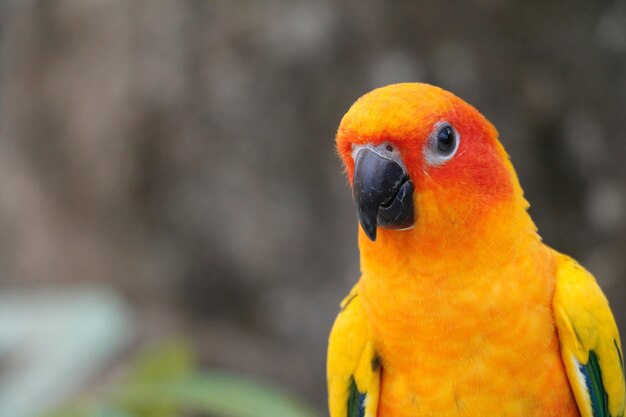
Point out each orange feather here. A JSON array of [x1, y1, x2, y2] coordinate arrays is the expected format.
[[334, 83, 580, 416]]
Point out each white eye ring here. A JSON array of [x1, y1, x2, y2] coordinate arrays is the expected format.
[[424, 121, 460, 166]]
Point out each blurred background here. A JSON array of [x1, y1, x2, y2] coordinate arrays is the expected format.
[[0, 1, 625, 416]]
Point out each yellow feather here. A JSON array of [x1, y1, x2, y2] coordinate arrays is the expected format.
[[327, 283, 380, 417], [554, 252, 625, 417]]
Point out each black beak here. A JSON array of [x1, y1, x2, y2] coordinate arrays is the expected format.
[[353, 148, 415, 241]]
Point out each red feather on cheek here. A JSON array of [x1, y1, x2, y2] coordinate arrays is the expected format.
[[411, 106, 514, 210], [425, 134, 513, 203]]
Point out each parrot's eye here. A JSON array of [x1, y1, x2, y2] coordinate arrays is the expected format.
[[436, 125, 455, 153], [424, 122, 459, 165]]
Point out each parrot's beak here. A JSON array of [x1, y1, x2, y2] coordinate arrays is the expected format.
[[353, 148, 415, 241]]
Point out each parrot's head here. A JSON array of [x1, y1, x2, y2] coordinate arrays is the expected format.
[[337, 83, 532, 260]]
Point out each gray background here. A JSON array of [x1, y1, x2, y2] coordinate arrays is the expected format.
[[1, 0, 625, 412]]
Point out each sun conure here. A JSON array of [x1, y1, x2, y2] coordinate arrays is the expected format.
[[327, 83, 625, 417]]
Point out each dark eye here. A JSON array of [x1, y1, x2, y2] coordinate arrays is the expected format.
[[424, 122, 459, 165], [436, 125, 456, 154]]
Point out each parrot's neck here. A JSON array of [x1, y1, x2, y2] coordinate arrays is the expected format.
[[359, 192, 542, 276], [357, 198, 557, 371]]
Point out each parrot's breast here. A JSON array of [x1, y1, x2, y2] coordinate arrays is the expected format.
[[360, 241, 580, 417]]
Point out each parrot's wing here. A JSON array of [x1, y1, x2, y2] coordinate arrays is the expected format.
[[553, 252, 625, 417], [327, 282, 380, 417]]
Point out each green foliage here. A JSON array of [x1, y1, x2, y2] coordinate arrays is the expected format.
[[41, 342, 321, 417]]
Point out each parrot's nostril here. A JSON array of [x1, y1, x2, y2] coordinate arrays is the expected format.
[[385, 144, 394, 152]]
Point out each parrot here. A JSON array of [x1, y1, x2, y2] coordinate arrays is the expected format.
[[327, 83, 625, 417]]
